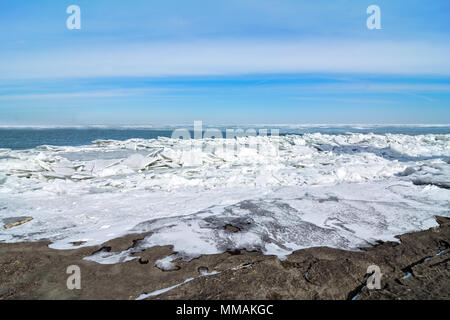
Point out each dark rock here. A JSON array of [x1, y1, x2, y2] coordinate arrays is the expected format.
[[224, 224, 241, 233], [3, 217, 33, 229], [0, 216, 449, 300]]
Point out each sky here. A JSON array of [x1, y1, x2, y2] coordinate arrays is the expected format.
[[0, 0, 450, 125]]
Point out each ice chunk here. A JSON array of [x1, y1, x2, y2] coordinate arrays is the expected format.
[[0, 173, 6, 185], [0, 132, 448, 261], [155, 254, 179, 271]]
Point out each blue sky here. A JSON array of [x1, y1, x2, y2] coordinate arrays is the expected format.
[[0, 0, 450, 125]]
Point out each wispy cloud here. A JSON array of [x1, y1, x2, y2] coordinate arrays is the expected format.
[[2, 39, 450, 79], [288, 97, 395, 104], [1, 1, 449, 125], [0, 88, 176, 100], [290, 83, 450, 93]]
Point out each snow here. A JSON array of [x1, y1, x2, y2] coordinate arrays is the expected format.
[[0, 133, 449, 263]]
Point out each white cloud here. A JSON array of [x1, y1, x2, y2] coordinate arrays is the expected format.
[[0, 88, 176, 100], [279, 83, 450, 94], [1, 39, 450, 79]]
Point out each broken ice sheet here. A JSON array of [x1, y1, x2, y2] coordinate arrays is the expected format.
[[0, 133, 448, 263]]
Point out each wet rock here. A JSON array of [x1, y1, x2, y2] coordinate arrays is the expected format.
[[0, 216, 449, 300], [71, 241, 87, 247], [3, 217, 33, 230], [224, 224, 241, 233], [101, 232, 152, 252]]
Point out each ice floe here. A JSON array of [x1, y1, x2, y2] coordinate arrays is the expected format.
[[0, 133, 449, 262]]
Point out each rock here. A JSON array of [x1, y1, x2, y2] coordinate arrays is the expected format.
[[71, 241, 87, 247], [224, 224, 241, 233], [0, 216, 449, 300], [3, 217, 33, 229]]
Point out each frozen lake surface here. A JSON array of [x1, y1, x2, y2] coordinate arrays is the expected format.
[[0, 126, 449, 263]]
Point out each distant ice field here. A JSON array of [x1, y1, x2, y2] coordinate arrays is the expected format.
[[0, 126, 449, 263], [1, 125, 450, 150]]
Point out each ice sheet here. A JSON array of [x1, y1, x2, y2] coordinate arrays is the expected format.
[[0, 133, 449, 262]]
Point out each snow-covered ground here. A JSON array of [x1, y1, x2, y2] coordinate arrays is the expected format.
[[0, 132, 449, 262]]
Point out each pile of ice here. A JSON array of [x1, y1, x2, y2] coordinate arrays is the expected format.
[[0, 133, 449, 261]]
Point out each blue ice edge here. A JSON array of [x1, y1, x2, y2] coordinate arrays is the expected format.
[[136, 264, 253, 300], [136, 270, 222, 300], [400, 248, 447, 280], [136, 277, 196, 300]]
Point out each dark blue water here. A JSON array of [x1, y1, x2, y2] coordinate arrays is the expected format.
[[0, 129, 174, 150], [0, 126, 449, 150]]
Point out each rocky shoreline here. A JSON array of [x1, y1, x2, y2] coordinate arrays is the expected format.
[[1, 216, 449, 300]]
